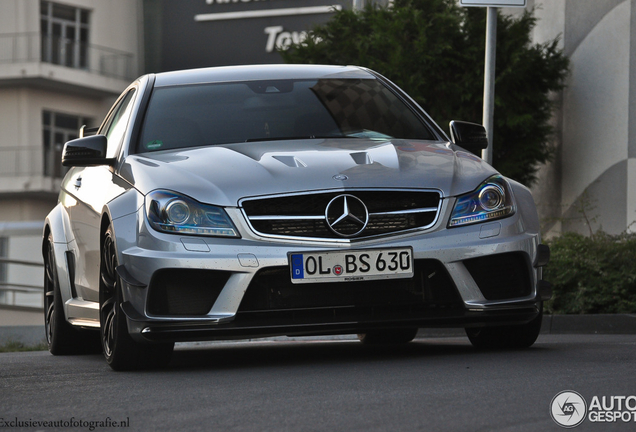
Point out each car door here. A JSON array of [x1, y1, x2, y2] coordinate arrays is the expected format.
[[68, 88, 137, 302]]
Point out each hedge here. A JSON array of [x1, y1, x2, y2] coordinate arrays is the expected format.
[[544, 232, 636, 314]]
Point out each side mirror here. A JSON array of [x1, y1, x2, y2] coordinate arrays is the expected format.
[[62, 135, 112, 167], [449, 121, 489, 155]]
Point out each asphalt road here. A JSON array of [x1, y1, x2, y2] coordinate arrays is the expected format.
[[1, 334, 635, 432]]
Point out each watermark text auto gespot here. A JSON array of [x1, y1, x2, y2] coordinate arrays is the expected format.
[[551, 391, 636, 428], [0, 416, 129, 431], [588, 396, 636, 423]]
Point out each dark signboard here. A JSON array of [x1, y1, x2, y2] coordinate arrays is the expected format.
[[144, 0, 351, 72]]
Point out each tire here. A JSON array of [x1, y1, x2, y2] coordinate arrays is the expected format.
[[465, 303, 543, 349], [100, 225, 173, 371], [357, 328, 418, 345], [44, 233, 99, 355]]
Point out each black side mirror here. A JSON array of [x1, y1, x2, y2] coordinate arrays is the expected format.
[[62, 135, 111, 167], [449, 121, 489, 155]]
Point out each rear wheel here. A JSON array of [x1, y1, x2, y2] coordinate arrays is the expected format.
[[100, 225, 173, 371], [357, 328, 418, 345], [465, 304, 543, 349], [44, 234, 99, 354]]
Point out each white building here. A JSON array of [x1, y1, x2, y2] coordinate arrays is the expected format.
[[0, 0, 142, 311], [527, 0, 636, 236]]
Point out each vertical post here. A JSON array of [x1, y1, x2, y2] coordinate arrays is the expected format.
[[481, 6, 497, 165], [352, 0, 364, 11]]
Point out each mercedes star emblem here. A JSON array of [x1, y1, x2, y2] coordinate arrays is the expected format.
[[325, 194, 369, 237]]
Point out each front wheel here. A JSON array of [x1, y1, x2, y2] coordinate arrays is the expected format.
[[465, 304, 543, 349], [100, 225, 173, 371]]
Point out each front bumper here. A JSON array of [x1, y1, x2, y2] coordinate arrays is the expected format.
[[122, 301, 541, 343], [113, 203, 547, 344]]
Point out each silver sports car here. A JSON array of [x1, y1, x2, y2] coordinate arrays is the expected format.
[[43, 65, 551, 370]]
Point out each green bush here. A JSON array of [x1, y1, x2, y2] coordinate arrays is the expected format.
[[545, 232, 636, 314], [281, 0, 569, 186]]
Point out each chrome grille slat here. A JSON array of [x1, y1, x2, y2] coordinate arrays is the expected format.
[[372, 207, 438, 216], [249, 215, 326, 221]]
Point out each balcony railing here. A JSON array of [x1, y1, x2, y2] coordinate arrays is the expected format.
[[0, 32, 135, 81], [0, 257, 43, 310], [0, 146, 43, 178], [0, 221, 44, 310]]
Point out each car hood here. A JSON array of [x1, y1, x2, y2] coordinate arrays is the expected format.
[[120, 138, 498, 207]]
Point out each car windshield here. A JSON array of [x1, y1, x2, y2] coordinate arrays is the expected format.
[[137, 78, 435, 153]]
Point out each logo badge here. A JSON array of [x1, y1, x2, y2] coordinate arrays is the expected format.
[[325, 194, 369, 237], [333, 174, 348, 181], [550, 391, 587, 428]]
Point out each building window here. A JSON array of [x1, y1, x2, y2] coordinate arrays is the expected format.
[[43, 111, 93, 178], [40, 1, 90, 69]]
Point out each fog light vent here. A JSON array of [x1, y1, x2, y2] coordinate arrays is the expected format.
[[463, 252, 532, 301], [147, 269, 230, 316]]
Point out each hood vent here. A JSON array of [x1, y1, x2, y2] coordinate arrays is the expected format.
[[272, 155, 307, 168], [351, 152, 373, 165]]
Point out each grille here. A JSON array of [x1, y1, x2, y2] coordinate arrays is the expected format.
[[238, 259, 463, 313], [242, 190, 441, 240]]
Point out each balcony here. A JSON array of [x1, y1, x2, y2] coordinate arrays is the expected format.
[[0, 146, 61, 194], [0, 32, 135, 95], [0, 221, 44, 311], [1, 144, 46, 175]]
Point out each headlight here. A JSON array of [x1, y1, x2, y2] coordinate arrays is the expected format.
[[448, 175, 515, 227], [145, 190, 240, 237]]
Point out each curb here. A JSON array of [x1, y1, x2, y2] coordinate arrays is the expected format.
[[542, 314, 636, 335], [415, 314, 636, 338], [1, 314, 635, 347]]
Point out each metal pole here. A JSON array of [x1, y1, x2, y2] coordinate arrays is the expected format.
[[481, 6, 497, 165], [352, 0, 364, 11]]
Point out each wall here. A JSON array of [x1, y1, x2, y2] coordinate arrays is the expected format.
[[530, 0, 636, 236], [0, 0, 39, 34]]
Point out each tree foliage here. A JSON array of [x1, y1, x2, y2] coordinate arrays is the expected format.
[[281, 0, 569, 186]]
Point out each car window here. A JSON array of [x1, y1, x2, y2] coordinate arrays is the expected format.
[[137, 79, 435, 153], [102, 89, 136, 158]]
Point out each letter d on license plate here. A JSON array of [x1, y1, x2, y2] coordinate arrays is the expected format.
[[289, 247, 413, 284]]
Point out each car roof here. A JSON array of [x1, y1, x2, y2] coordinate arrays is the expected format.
[[152, 64, 375, 87]]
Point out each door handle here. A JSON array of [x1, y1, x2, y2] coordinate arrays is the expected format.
[[74, 177, 82, 189]]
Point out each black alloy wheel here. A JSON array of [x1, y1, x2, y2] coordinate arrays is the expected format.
[[100, 225, 173, 371], [44, 233, 98, 354], [465, 303, 543, 349]]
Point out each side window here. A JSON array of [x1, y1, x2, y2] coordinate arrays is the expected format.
[[102, 89, 136, 158]]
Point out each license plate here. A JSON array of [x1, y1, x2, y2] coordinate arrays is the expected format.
[[289, 247, 414, 284]]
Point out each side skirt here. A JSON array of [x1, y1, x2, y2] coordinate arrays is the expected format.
[[66, 299, 100, 328]]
